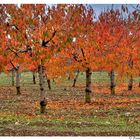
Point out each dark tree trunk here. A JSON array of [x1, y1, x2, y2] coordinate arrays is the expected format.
[[38, 61, 47, 114], [16, 86, 20, 95], [11, 69, 15, 86], [45, 74, 51, 90], [109, 70, 115, 95], [15, 65, 21, 95], [139, 74, 140, 87], [85, 68, 92, 103], [72, 70, 80, 87], [128, 75, 133, 90], [32, 71, 36, 84], [128, 56, 133, 91], [47, 79, 51, 90]]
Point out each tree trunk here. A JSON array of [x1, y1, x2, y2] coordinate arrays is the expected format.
[[128, 75, 133, 90], [109, 70, 115, 95], [68, 75, 71, 80], [47, 79, 51, 90], [45, 74, 51, 90], [15, 65, 21, 95], [32, 71, 36, 84], [72, 70, 80, 87], [11, 69, 15, 86], [38, 61, 47, 114], [128, 56, 133, 90], [139, 74, 140, 87], [85, 68, 92, 103]]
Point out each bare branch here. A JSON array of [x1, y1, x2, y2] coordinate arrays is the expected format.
[[42, 30, 57, 47], [10, 60, 17, 70]]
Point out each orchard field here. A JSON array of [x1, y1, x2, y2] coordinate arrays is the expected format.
[[0, 72, 140, 136], [0, 4, 140, 136]]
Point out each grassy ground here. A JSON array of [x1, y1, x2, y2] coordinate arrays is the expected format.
[[0, 72, 140, 136]]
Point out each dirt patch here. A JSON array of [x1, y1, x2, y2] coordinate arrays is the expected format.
[[0, 128, 139, 136]]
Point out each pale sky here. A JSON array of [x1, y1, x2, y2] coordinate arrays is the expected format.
[[91, 4, 137, 19]]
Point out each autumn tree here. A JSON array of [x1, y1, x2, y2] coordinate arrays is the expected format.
[[2, 4, 140, 112], [117, 5, 140, 90], [96, 8, 126, 95], [0, 5, 9, 72], [126, 6, 140, 90], [55, 5, 95, 103], [20, 4, 75, 113], [2, 4, 31, 95]]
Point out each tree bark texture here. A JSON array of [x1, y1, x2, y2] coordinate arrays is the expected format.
[[109, 70, 116, 95], [38, 61, 47, 113], [128, 56, 133, 90], [15, 65, 21, 95], [128, 75, 133, 90], [85, 68, 92, 103]]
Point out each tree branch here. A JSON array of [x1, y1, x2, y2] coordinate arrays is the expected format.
[[7, 47, 19, 57], [10, 60, 17, 70], [80, 48, 87, 64], [42, 30, 56, 47]]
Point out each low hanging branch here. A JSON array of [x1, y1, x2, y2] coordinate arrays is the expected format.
[[81, 48, 88, 65], [10, 60, 18, 70], [42, 30, 57, 47], [7, 47, 19, 57]]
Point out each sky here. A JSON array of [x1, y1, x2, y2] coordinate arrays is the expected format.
[[0, 1, 138, 19], [91, 4, 137, 18], [48, 4, 137, 19]]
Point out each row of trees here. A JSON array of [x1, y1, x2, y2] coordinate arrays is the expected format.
[[0, 4, 140, 113]]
